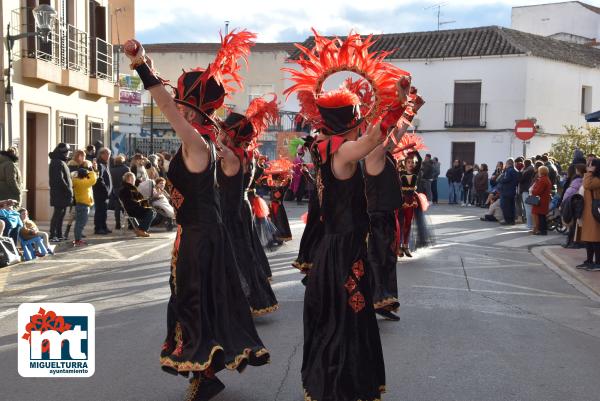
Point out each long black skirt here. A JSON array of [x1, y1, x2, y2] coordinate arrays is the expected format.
[[225, 209, 278, 316], [293, 190, 323, 273], [303, 230, 385, 401], [242, 200, 273, 279], [271, 201, 292, 241], [367, 211, 400, 311], [160, 224, 270, 376]]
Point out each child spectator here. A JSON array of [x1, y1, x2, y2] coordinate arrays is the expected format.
[[72, 165, 98, 247], [0, 200, 23, 242], [19, 208, 54, 255], [461, 164, 474, 206]]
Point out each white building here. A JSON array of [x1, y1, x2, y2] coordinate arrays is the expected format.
[[0, 0, 118, 220], [285, 25, 600, 174], [512, 1, 600, 44]]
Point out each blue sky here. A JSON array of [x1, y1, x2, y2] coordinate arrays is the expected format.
[[134, 0, 600, 43]]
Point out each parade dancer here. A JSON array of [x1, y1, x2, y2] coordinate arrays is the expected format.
[[397, 138, 429, 257], [364, 78, 425, 321], [124, 32, 269, 401], [248, 153, 280, 250], [262, 159, 293, 242], [292, 135, 324, 276], [285, 29, 408, 401], [220, 97, 279, 311]]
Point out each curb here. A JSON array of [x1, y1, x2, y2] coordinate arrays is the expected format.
[[532, 246, 600, 303]]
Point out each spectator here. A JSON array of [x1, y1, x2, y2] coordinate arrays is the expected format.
[[72, 166, 98, 247], [577, 159, 600, 270], [48, 143, 73, 242], [130, 154, 149, 185], [473, 163, 489, 207], [497, 158, 519, 225], [573, 149, 586, 166], [461, 164, 474, 206], [562, 164, 586, 248], [0, 200, 22, 241], [479, 192, 503, 222], [92, 148, 113, 235], [542, 155, 558, 191], [519, 159, 536, 230], [530, 166, 552, 235], [119, 172, 156, 237], [490, 161, 504, 188], [110, 155, 130, 230], [67, 150, 86, 172], [0, 147, 23, 204], [432, 157, 440, 204], [587, 154, 597, 166], [19, 208, 53, 254], [446, 160, 463, 205], [420, 154, 434, 201], [85, 145, 96, 162]]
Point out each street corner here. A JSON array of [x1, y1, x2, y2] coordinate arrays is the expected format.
[[533, 245, 600, 303]]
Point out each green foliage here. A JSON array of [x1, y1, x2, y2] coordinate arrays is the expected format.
[[550, 125, 600, 167]]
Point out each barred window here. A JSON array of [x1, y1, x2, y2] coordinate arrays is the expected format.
[[88, 121, 104, 145], [60, 117, 78, 150]]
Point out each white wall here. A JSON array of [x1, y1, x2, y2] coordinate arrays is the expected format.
[[511, 2, 600, 40], [524, 57, 600, 134]]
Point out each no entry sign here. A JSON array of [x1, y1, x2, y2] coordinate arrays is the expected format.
[[515, 119, 536, 141]]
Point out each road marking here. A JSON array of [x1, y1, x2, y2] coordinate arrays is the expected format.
[[272, 269, 301, 278], [129, 241, 173, 261], [412, 285, 584, 299], [271, 280, 302, 290], [0, 308, 17, 320], [496, 234, 559, 248], [430, 270, 576, 297]]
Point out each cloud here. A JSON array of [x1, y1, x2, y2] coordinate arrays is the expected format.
[[134, 0, 600, 43]]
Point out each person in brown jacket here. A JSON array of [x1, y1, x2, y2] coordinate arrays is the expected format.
[[577, 159, 600, 270], [530, 166, 552, 235]]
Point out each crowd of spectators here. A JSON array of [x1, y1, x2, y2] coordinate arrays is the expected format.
[[0, 142, 175, 263]]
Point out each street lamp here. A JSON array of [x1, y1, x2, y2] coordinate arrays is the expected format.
[[4, 5, 57, 148]]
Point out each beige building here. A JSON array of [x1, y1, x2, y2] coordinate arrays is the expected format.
[[0, 0, 121, 220]]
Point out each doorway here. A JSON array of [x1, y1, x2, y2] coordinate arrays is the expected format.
[[451, 142, 475, 165], [26, 113, 37, 218]]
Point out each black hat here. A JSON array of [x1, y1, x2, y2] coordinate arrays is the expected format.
[[173, 68, 225, 119], [223, 112, 253, 142]]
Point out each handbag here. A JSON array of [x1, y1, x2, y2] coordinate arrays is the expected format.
[[525, 195, 541, 206], [592, 191, 600, 223]]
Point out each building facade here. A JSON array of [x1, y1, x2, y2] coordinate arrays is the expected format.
[[0, 0, 119, 220], [285, 26, 600, 174]]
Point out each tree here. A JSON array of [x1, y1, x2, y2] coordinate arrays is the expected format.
[[550, 125, 600, 167]]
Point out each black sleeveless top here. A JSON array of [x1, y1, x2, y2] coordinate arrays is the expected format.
[[318, 142, 369, 235], [167, 143, 221, 226], [364, 153, 402, 212], [217, 160, 244, 213]]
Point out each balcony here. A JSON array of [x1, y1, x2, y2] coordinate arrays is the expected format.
[[10, 7, 116, 98], [444, 103, 487, 129]]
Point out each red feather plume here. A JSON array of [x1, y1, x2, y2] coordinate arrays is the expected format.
[[284, 29, 410, 126], [207, 29, 257, 94], [245, 95, 280, 137], [391, 133, 428, 161], [343, 77, 374, 117]]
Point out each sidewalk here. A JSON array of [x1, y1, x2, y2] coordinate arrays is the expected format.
[[533, 245, 600, 302]]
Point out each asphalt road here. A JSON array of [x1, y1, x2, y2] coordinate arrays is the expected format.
[[1, 203, 600, 401]]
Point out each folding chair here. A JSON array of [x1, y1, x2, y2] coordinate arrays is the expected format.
[[118, 198, 140, 233]]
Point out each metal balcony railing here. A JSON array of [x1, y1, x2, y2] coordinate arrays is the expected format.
[[67, 24, 88, 73], [445, 103, 487, 128], [10, 7, 114, 82]]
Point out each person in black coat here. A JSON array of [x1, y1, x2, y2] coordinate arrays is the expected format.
[[92, 148, 113, 234], [109, 155, 131, 230], [48, 143, 73, 242], [497, 158, 520, 225], [118, 172, 156, 236]]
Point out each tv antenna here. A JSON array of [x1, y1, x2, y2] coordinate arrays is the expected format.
[[425, 3, 455, 30]]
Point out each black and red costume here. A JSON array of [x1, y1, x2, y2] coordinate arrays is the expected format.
[[268, 175, 292, 242], [127, 31, 270, 398], [399, 151, 422, 252], [364, 152, 402, 312]]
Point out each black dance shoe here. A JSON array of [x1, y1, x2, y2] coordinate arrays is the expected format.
[[375, 309, 400, 321], [402, 247, 413, 258], [185, 376, 225, 401]]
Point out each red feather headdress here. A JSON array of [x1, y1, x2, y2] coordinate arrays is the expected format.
[[391, 133, 428, 161], [284, 29, 409, 132], [246, 94, 280, 136], [208, 29, 256, 93]]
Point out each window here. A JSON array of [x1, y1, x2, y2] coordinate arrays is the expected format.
[[452, 81, 482, 128], [88, 121, 104, 145], [60, 117, 78, 150], [582, 86, 592, 114], [451, 142, 475, 165]]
